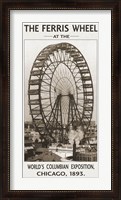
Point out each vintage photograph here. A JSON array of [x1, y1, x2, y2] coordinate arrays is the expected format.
[[24, 40, 97, 162]]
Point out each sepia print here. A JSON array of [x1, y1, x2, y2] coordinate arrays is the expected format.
[[24, 39, 97, 163]]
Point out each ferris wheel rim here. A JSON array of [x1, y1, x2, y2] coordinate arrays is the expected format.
[[28, 42, 94, 137]]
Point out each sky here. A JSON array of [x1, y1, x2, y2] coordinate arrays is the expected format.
[[24, 39, 97, 123]]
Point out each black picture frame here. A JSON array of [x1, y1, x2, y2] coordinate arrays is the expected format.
[[1, 1, 121, 199]]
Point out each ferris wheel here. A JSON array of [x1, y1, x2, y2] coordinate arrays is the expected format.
[[28, 42, 94, 142]]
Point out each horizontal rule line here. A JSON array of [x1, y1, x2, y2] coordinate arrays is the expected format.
[[70, 36, 79, 37], [44, 36, 53, 37]]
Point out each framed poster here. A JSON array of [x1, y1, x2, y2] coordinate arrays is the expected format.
[[1, 1, 121, 199]]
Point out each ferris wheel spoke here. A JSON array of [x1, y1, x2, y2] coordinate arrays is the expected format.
[[59, 50, 63, 61], [59, 50, 64, 61], [75, 78, 82, 83], [29, 42, 94, 139], [77, 85, 84, 90], [51, 53, 58, 63], [43, 71, 52, 80], [52, 75, 68, 92], [42, 80, 55, 89], [56, 78, 68, 91], [41, 85, 49, 91], [48, 55, 55, 64], [42, 104, 51, 109], [67, 54, 73, 66], [54, 51, 59, 62], [60, 50, 64, 62], [48, 63, 66, 85]]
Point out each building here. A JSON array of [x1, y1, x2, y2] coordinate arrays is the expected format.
[[28, 147, 61, 162], [73, 131, 97, 162], [24, 133, 34, 161], [24, 121, 35, 132], [86, 121, 97, 138]]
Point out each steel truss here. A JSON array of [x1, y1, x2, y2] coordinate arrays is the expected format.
[[28, 43, 94, 143]]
